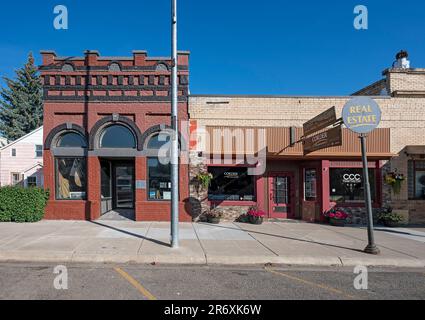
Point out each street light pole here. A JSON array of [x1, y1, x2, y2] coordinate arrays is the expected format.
[[360, 134, 380, 255], [170, 0, 179, 248]]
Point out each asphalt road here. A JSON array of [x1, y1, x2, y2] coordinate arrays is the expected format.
[[0, 262, 424, 300]]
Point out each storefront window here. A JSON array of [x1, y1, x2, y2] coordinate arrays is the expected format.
[[208, 167, 256, 202], [304, 169, 317, 201], [409, 161, 425, 200], [56, 158, 86, 200], [330, 168, 376, 203], [148, 158, 171, 201]]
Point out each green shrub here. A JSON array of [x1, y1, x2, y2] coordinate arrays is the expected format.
[[0, 186, 49, 222]]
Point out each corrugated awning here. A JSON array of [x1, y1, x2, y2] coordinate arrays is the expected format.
[[199, 126, 393, 159]]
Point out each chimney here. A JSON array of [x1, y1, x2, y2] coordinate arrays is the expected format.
[[392, 50, 410, 69], [133, 50, 147, 66], [84, 50, 100, 66], [40, 50, 57, 66]]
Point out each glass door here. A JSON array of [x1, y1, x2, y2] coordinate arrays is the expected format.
[[115, 165, 134, 209]]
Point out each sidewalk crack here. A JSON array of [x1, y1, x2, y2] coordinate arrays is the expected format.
[[137, 222, 152, 255], [232, 222, 279, 257], [192, 223, 208, 265]]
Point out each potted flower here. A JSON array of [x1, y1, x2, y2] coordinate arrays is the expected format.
[[247, 206, 266, 225], [205, 209, 222, 224], [385, 171, 405, 195], [378, 210, 404, 228], [323, 208, 349, 227]]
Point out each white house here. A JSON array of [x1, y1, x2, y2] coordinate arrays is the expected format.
[[0, 136, 7, 147], [0, 127, 44, 187]]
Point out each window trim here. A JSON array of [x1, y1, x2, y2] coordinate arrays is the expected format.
[[35, 145, 43, 158], [409, 160, 425, 200], [11, 148, 16, 157], [55, 157, 87, 201], [11, 172, 22, 186], [304, 168, 317, 202], [27, 176, 37, 187]]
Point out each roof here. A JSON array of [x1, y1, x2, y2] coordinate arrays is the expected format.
[[22, 162, 43, 174], [0, 126, 43, 151]]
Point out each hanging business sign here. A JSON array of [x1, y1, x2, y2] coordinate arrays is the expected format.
[[342, 97, 381, 134], [303, 107, 337, 137], [303, 125, 342, 155]]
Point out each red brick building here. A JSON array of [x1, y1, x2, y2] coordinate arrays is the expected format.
[[40, 50, 191, 221]]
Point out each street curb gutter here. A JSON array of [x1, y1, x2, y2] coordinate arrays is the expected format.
[[1, 252, 424, 268]]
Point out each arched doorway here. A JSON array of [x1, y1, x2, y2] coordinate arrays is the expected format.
[[91, 120, 139, 219]]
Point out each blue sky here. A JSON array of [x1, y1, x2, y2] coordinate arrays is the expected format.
[[0, 0, 424, 95]]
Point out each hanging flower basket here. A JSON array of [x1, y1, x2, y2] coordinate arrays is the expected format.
[[195, 172, 213, 190], [385, 172, 405, 195]]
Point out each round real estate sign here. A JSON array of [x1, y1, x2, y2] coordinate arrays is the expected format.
[[342, 97, 381, 134]]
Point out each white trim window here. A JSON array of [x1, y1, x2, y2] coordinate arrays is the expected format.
[[27, 176, 37, 188], [11, 173, 22, 186], [36, 145, 43, 158]]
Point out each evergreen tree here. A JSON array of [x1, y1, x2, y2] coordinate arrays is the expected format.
[[0, 52, 43, 141]]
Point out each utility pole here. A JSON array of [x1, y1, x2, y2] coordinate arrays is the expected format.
[[170, 0, 179, 248]]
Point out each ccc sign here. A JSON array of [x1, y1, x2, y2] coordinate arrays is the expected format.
[[342, 174, 361, 184]]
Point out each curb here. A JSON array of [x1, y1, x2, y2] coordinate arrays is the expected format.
[[1, 252, 424, 268]]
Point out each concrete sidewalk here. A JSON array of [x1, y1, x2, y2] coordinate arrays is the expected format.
[[0, 220, 425, 268]]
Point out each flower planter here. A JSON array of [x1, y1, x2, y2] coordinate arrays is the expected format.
[[383, 220, 399, 228], [249, 216, 264, 225], [207, 216, 220, 224], [329, 218, 345, 227]]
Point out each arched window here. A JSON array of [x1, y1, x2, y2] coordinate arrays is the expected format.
[[155, 63, 168, 72], [57, 132, 87, 148], [100, 125, 136, 149], [108, 62, 121, 72], [54, 130, 87, 201], [61, 63, 74, 72], [147, 133, 171, 149]]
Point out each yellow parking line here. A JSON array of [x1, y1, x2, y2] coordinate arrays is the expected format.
[[114, 267, 157, 300], [265, 267, 358, 300]]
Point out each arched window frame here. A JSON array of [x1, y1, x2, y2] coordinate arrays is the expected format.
[[89, 115, 143, 157], [44, 124, 88, 201], [99, 124, 137, 149]]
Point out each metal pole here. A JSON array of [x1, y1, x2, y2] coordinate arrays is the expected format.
[[360, 134, 380, 255], [170, 0, 179, 248]]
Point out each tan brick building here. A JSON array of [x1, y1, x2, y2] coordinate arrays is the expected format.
[[188, 67, 425, 225]]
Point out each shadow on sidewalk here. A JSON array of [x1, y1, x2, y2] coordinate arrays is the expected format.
[[90, 221, 170, 248], [197, 222, 365, 254], [375, 228, 425, 238]]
